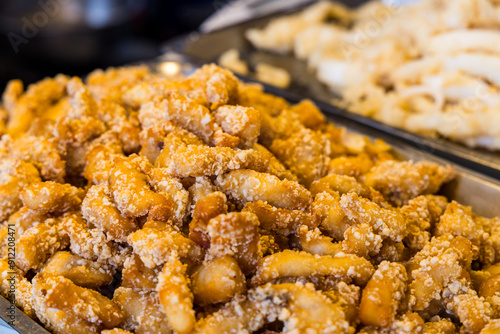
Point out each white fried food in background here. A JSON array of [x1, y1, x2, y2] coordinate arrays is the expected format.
[[247, 0, 500, 150]]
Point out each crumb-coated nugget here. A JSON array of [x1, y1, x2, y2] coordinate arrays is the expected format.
[[342, 223, 383, 259], [16, 218, 69, 272], [0, 134, 66, 182], [157, 257, 195, 334], [128, 220, 203, 269], [5, 75, 68, 136], [109, 155, 172, 221], [7, 206, 48, 238], [139, 121, 179, 163], [359, 261, 408, 328], [190, 63, 239, 110], [207, 212, 261, 275], [243, 200, 317, 236], [250, 250, 374, 287], [216, 169, 311, 210], [328, 153, 374, 179], [269, 127, 330, 187], [311, 191, 352, 240], [122, 253, 161, 292], [0, 158, 41, 222], [297, 225, 342, 256], [113, 286, 173, 334], [252, 143, 298, 181], [189, 191, 227, 248], [213, 105, 261, 148], [288, 99, 326, 130], [0, 259, 35, 318], [340, 193, 408, 242], [310, 173, 385, 205], [21, 181, 84, 215], [191, 255, 246, 306], [362, 160, 456, 206], [424, 319, 457, 334], [40, 251, 114, 289], [62, 214, 130, 268], [82, 184, 139, 243], [84, 140, 126, 185], [33, 274, 123, 331]]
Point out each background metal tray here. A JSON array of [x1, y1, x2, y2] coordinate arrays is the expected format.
[[165, 5, 500, 180], [2, 55, 500, 334]]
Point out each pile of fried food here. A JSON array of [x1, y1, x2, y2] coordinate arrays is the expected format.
[[1, 63, 500, 334], [246, 0, 500, 150]]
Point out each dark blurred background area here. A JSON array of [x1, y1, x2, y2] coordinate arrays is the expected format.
[[0, 0, 366, 92], [0, 0, 217, 91]]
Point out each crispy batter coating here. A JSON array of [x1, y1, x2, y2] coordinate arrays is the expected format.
[[1, 64, 490, 333], [243, 200, 317, 236], [191, 255, 246, 306], [40, 251, 114, 289], [359, 261, 408, 328], [207, 211, 261, 275], [157, 257, 195, 334], [216, 169, 311, 210], [21, 181, 84, 214], [362, 160, 456, 206], [250, 250, 374, 287], [128, 220, 203, 268], [82, 184, 139, 243]]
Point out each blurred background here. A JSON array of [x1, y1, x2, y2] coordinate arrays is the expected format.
[[0, 0, 367, 91]]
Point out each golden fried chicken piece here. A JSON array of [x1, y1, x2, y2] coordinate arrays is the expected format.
[[128, 220, 203, 269], [113, 287, 172, 334], [157, 257, 195, 334], [0, 134, 66, 182], [207, 211, 261, 275], [62, 214, 131, 268], [82, 184, 139, 243], [216, 169, 312, 210], [342, 223, 383, 259], [139, 121, 180, 163], [109, 155, 172, 221], [297, 225, 342, 256], [328, 153, 374, 179], [213, 105, 261, 148], [359, 261, 408, 328], [122, 253, 161, 292], [21, 181, 84, 214], [243, 200, 317, 236], [33, 274, 123, 331], [15, 218, 69, 272], [0, 158, 41, 222], [191, 255, 246, 306], [269, 127, 330, 187], [252, 143, 298, 181], [237, 82, 289, 116], [311, 191, 352, 240], [340, 193, 408, 242], [289, 99, 326, 130], [189, 191, 227, 249], [250, 250, 374, 287], [362, 160, 455, 206], [83, 136, 126, 185], [5, 75, 68, 136], [40, 251, 114, 289]]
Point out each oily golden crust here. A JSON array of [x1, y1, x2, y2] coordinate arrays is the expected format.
[[21, 181, 84, 215], [359, 261, 408, 328], [0, 159, 41, 222], [0, 64, 491, 333], [82, 184, 139, 243], [191, 255, 246, 306], [207, 212, 261, 275], [127, 220, 203, 269], [362, 160, 456, 206], [250, 250, 375, 287], [216, 169, 312, 210], [157, 257, 195, 334], [243, 200, 317, 236], [109, 155, 173, 221]]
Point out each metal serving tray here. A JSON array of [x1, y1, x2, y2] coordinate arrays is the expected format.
[[165, 6, 500, 180], [1, 55, 500, 334]]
